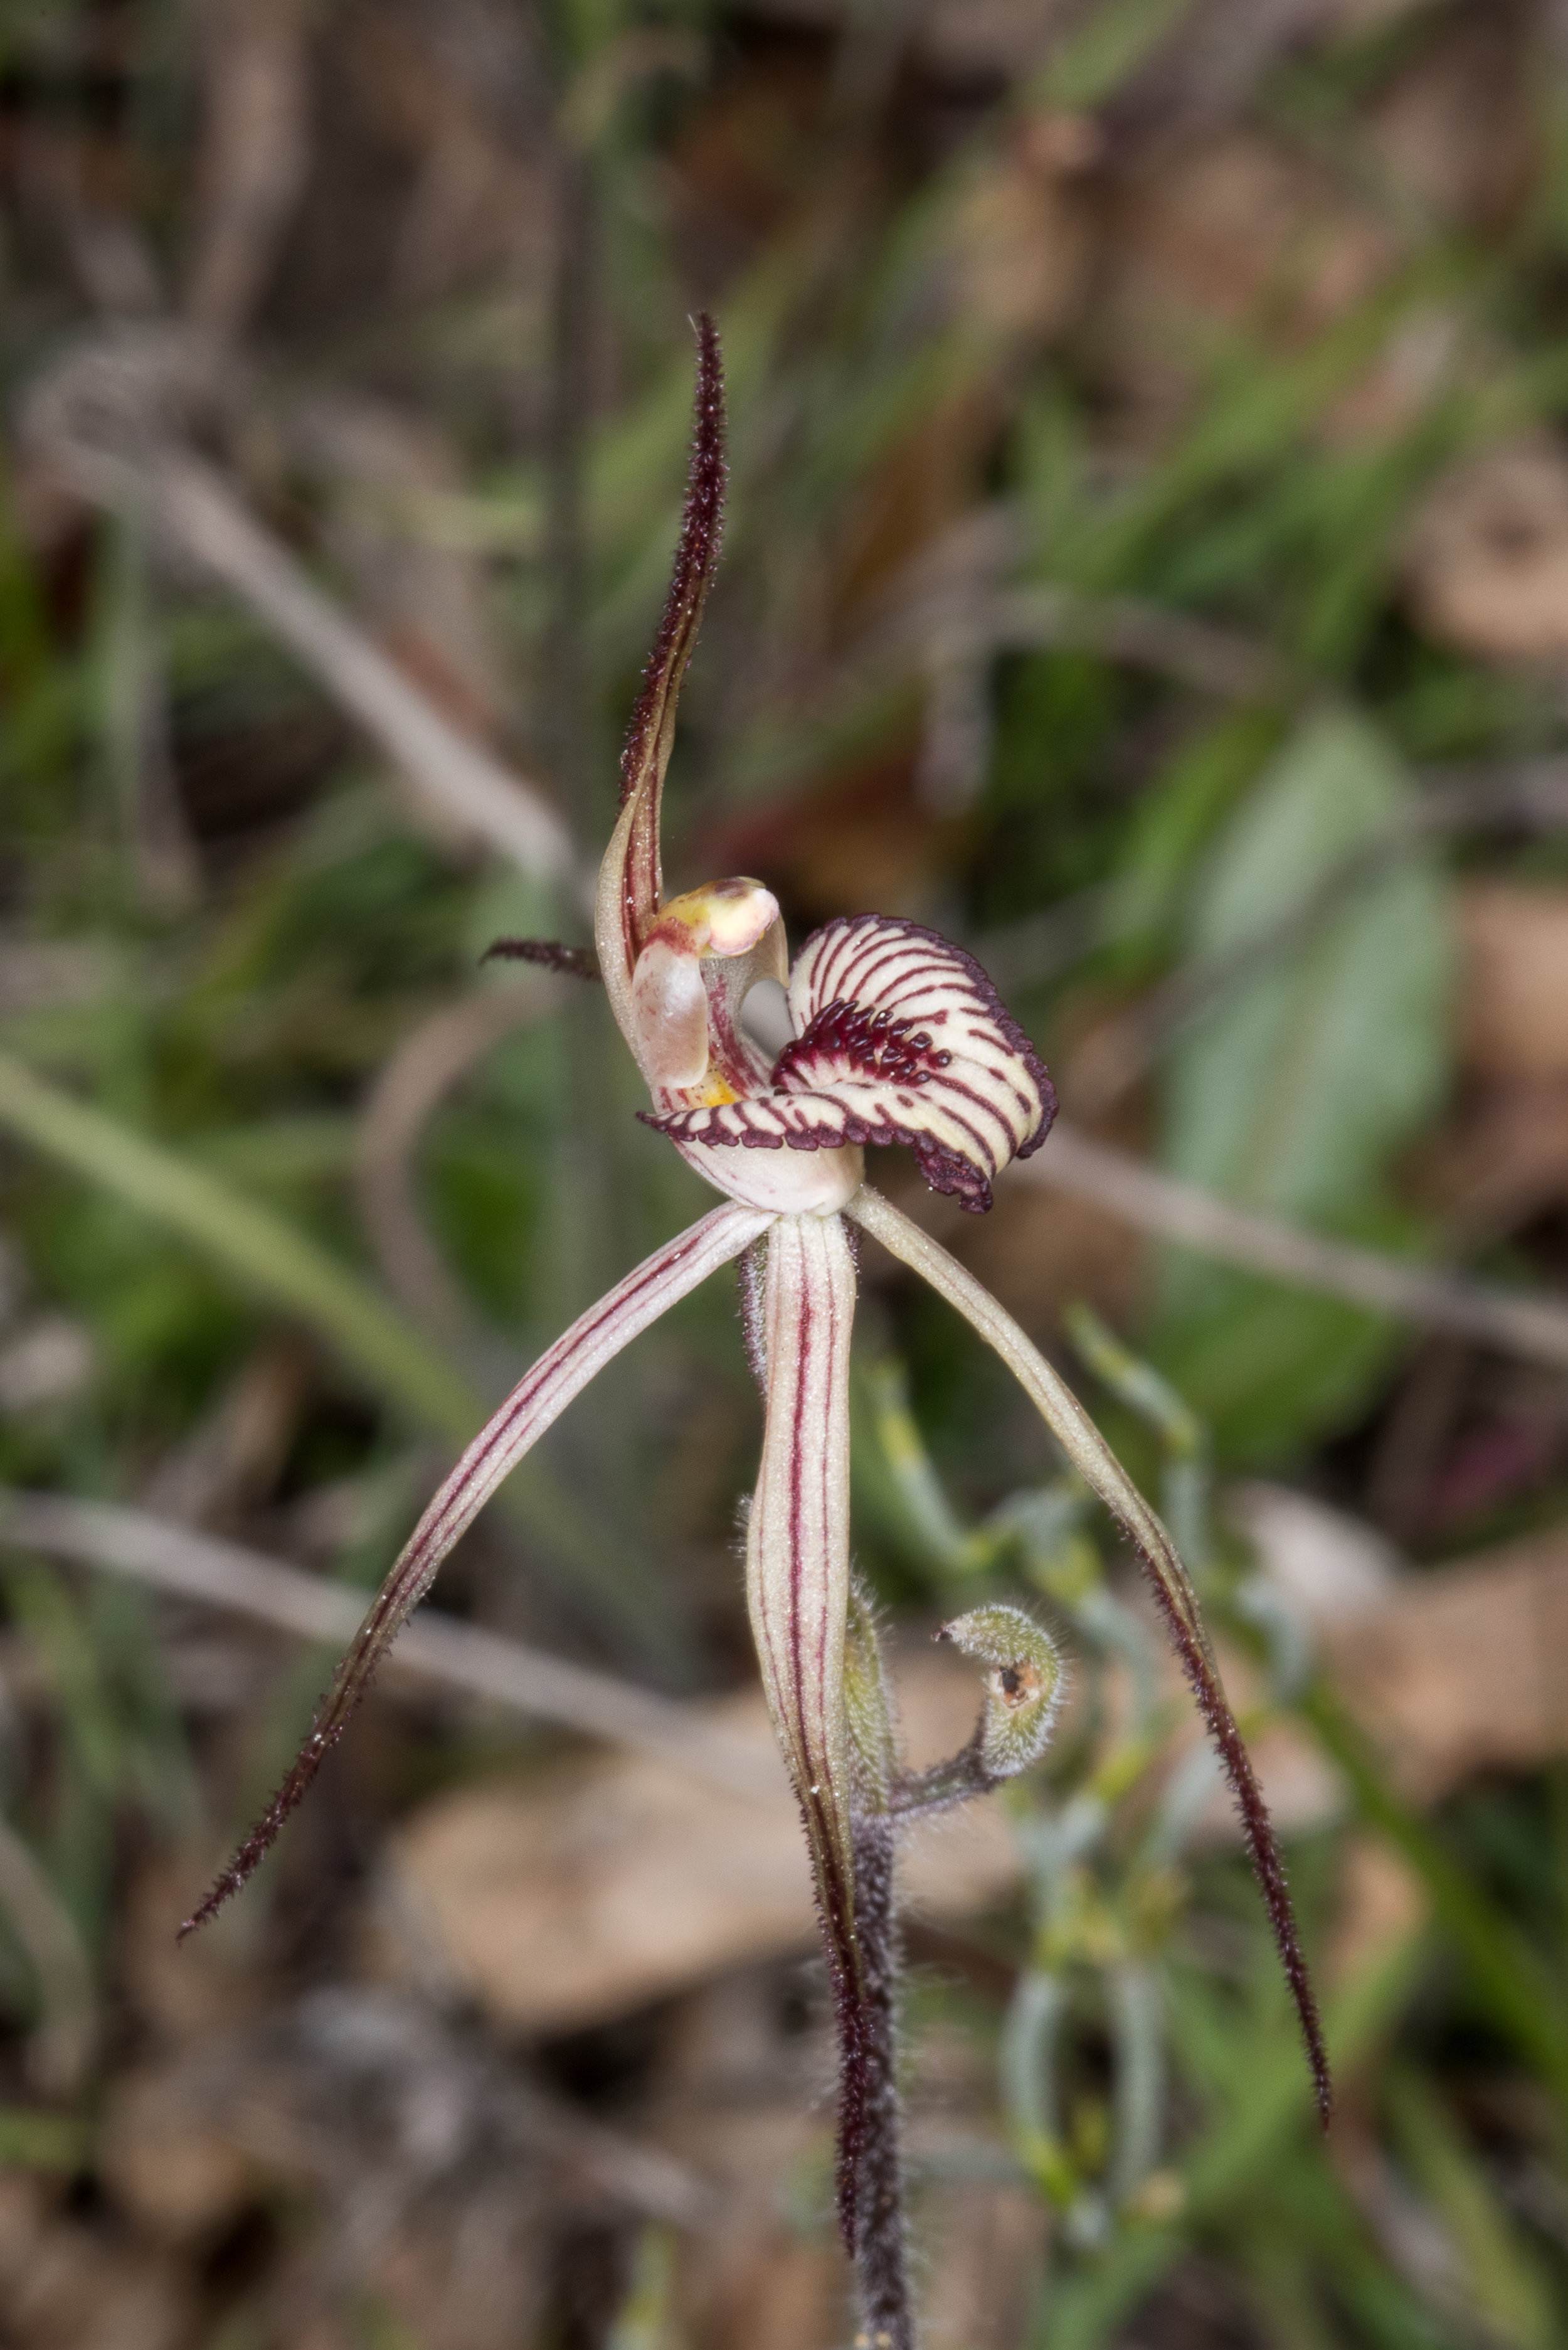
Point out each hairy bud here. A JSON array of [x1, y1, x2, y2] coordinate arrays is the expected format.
[[940, 1604, 1064, 1778]]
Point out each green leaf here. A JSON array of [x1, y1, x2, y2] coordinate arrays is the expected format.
[[0, 1046, 474, 1441], [1152, 707, 1453, 1453], [1384, 2068, 1560, 2350], [0, 2108, 92, 2171]]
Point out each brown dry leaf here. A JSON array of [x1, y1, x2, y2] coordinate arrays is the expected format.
[[1424, 1078, 1568, 1234], [1404, 436, 1568, 664], [1365, 10, 1536, 233], [1326, 1832, 1429, 1989], [292, 396, 511, 745], [1190, 1486, 1568, 1834], [1323, 1524, 1568, 1802], [98, 2063, 260, 2245], [1458, 883, 1568, 1080], [1093, 130, 1393, 436], [379, 1651, 1017, 2036]]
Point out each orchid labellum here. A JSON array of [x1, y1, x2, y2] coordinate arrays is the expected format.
[[184, 318, 1328, 2344]]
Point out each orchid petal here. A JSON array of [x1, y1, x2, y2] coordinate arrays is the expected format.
[[181, 1198, 771, 1937], [630, 933, 711, 1090], [648, 914, 1056, 1212], [845, 1183, 1333, 2126], [594, 314, 726, 1051], [744, 1212, 869, 2242], [628, 878, 784, 1099]]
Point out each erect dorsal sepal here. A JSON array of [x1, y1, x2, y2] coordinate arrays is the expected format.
[[644, 913, 1056, 1212]]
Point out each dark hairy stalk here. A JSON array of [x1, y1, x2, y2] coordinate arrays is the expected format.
[[889, 1728, 996, 1819], [841, 1580, 914, 2342], [849, 1804, 913, 2350], [838, 1596, 1061, 2339]]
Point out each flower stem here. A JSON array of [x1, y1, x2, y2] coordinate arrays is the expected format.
[[849, 1802, 913, 2349]]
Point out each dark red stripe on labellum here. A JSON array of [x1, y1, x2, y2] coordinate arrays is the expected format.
[[798, 913, 1057, 1157]]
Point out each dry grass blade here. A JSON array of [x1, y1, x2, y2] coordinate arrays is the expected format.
[[23, 334, 581, 890], [0, 1805, 96, 2098], [1020, 1122, 1568, 1369], [0, 1487, 779, 1802], [356, 977, 565, 1353], [157, 454, 581, 891], [183, 0, 310, 338]]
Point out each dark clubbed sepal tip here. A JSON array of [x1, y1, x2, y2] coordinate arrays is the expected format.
[[177, 1726, 341, 1939], [619, 312, 727, 809], [1160, 1598, 1333, 2126]]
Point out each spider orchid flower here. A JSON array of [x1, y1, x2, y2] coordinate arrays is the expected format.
[[183, 319, 1328, 2338]]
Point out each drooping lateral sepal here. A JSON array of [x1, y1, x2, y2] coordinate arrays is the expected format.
[[845, 1183, 1332, 2127], [179, 1199, 772, 1938], [743, 1213, 870, 2245], [649, 914, 1056, 1211]]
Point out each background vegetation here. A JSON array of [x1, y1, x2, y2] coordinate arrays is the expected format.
[[1, 1, 1567, 2344]]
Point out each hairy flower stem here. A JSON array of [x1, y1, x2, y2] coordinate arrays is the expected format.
[[849, 1804, 912, 2349], [843, 1582, 913, 2341]]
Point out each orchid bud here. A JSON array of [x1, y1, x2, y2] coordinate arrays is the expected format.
[[844, 1578, 898, 1813], [941, 1604, 1064, 1778]]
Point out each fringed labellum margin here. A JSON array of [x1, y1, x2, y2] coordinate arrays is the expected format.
[[184, 309, 1328, 2350]]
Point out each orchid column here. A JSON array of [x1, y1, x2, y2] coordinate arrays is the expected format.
[[184, 316, 1328, 2349]]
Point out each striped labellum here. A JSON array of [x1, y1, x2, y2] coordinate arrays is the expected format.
[[644, 912, 1056, 1213]]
